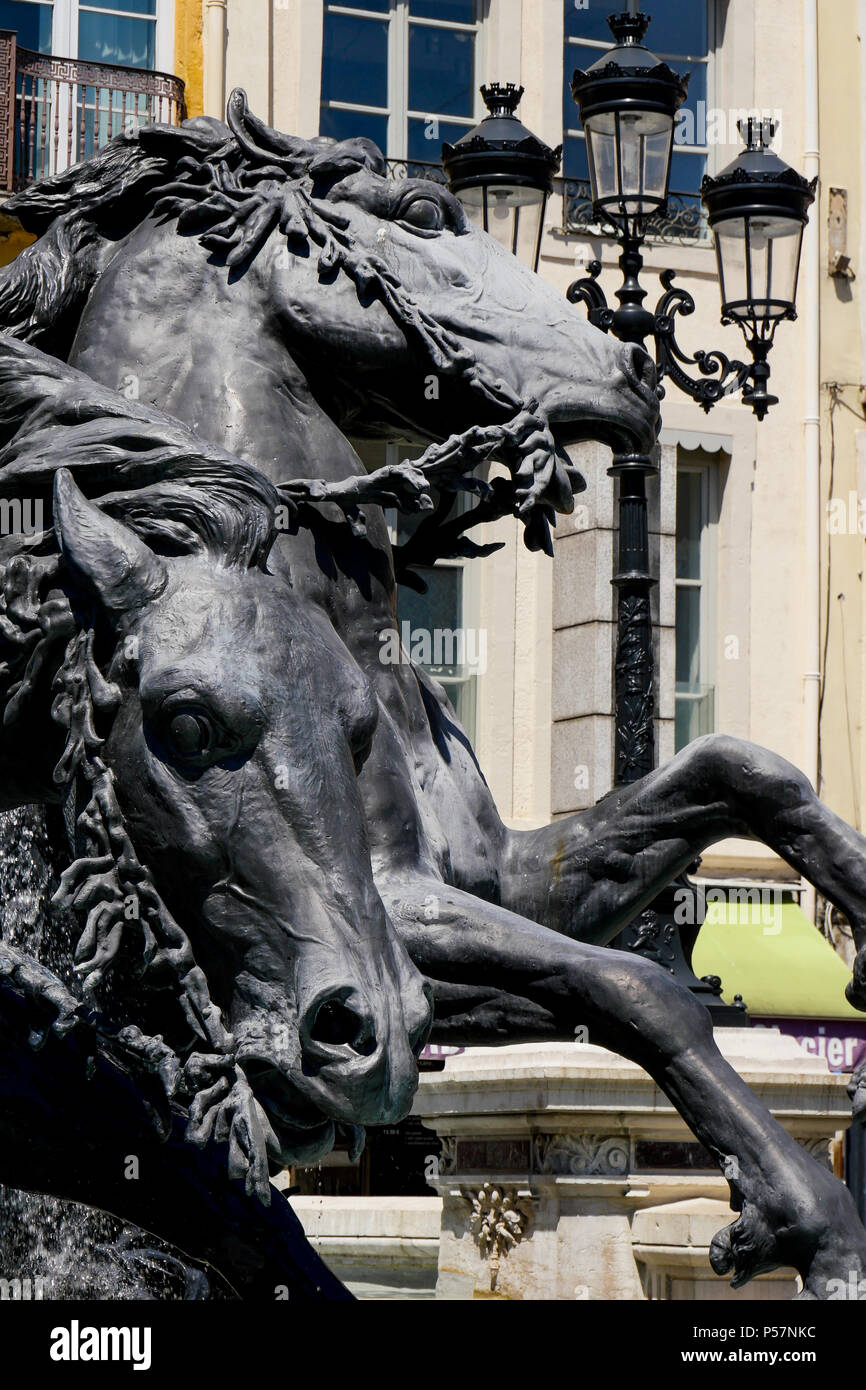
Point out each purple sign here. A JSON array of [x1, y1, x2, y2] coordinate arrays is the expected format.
[[751, 1017, 866, 1072]]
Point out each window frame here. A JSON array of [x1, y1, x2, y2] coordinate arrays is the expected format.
[[674, 450, 718, 751], [562, 0, 716, 196], [321, 0, 485, 161], [0, 0, 172, 71], [366, 439, 482, 743]]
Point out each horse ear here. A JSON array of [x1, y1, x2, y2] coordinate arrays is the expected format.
[[53, 468, 167, 617]]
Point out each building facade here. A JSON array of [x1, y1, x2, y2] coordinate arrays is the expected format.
[[197, 0, 865, 914]]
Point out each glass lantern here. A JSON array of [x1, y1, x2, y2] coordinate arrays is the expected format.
[[570, 11, 689, 233]]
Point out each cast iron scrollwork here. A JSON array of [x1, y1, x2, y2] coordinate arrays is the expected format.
[[653, 268, 751, 412], [565, 257, 766, 415], [566, 259, 614, 333]]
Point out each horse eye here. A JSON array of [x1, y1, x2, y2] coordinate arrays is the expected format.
[[167, 708, 213, 759], [398, 197, 444, 231]]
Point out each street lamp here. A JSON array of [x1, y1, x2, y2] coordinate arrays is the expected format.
[[573, 10, 687, 236], [442, 83, 561, 272], [702, 117, 815, 417], [566, 10, 814, 1019], [569, 12, 816, 416]]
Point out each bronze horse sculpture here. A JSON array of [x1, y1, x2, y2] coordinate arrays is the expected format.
[[2, 92, 866, 1297]]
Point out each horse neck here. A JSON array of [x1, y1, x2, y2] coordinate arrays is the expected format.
[[69, 224, 399, 633], [69, 227, 363, 488]]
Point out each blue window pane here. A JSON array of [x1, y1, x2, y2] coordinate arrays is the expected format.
[[81, 0, 155, 15], [670, 57, 706, 125], [642, 4, 707, 58], [408, 115, 469, 163], [0, 1, 52, 52], [329, 0, 389, 9], [397, 567, 463, 670], [321, 13, 388, 109], [563, 62, 585, 136], [410, 0, 475, 20], [78, 12, 155, 68], [564, 1, 617, 43], [408, 23, 473, 116], [675, 586, 701, 687], [565, 1, 709, 59], [669, 148, 706, 196], [562, 134, 589, 181], [320, 104, 387, 154]]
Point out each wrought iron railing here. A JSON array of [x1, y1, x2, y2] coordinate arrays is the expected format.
[[383, 157, 448, 185], [0, 29, 185, 191], [383, 161, 708, 246], [561, 177, 708, 245]]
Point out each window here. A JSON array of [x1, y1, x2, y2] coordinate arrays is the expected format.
[[355, 440, 480, 743], [563, 0, 712, 202], [1, 0, 170, 181], [675, 453, 717, 750], [0, 0, 164, 67], [78, 0, 157, 70], [320, 0, 480, 163]]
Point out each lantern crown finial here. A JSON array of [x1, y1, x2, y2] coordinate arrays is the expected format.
[[738, 116, 777, 150], [607, 11, 651, 46], [480, 83, 525, 119]]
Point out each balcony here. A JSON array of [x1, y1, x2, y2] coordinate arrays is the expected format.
[[0, 29, 184, 192], [561, 177, 708, 245]]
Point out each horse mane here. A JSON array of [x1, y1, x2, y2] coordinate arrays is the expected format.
[[0, 333, 279, 570], [0, 93, 385, 355]]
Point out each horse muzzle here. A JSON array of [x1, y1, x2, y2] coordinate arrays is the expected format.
[[232, 950, 433, 1154]]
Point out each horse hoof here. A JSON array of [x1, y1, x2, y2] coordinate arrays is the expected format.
[[709, 1205, 779, 1290]]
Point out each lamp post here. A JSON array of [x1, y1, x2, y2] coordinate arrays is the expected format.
[[564, 10, 815, 1017], [569, 13, 815, 414], [442, 83, 561, 272]]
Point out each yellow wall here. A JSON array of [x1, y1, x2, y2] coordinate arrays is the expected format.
[[0, 218, 33, 267], [174, 0, 203, 119]]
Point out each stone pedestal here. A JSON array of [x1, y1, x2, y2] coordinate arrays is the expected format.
[[279, 1192, 441, 1300], [413, 1030, 850, 1301]]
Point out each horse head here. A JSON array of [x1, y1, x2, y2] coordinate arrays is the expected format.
[[0, 90, 658, 521], [258, 132, 660, 463], [0, 338, 432, 1178]]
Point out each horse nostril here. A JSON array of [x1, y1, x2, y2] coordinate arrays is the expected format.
[[408, 983, 434, 1057], [308, 996, 376, 1056], [629, 344, 657, 393]]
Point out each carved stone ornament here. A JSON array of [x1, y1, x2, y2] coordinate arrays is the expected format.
[[438, 1135, 458, 1177], [463, 1183, 532, 1291], [533, 1134, 631, 1177]]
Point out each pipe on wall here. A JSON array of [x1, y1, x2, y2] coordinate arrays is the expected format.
[[802, 0, 820, 923]]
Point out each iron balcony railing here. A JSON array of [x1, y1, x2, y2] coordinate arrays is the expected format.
[[561, 177, 708, 244], [384, 157, 448, 185], [0, 29, 185, 191], [383, 159, 708, 246]]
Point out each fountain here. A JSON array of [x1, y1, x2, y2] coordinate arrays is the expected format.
[[0, 95, 864, 1301]]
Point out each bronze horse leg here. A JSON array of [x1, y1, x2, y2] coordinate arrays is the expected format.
[[379, 875, 866, 1297], [499, 733, 866, 1002]]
